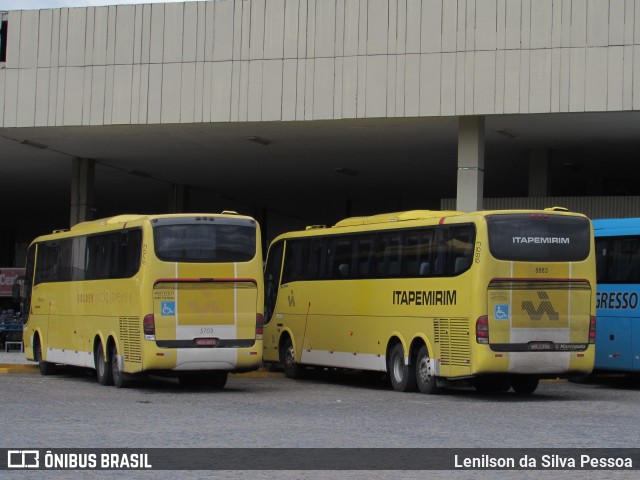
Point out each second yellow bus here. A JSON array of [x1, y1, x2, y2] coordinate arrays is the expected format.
[[263, 209, 596, 394]]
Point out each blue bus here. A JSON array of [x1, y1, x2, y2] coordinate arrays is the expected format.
[[593, 218, 640, 372]]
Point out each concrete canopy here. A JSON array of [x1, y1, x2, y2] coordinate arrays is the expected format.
[[2, 110, 640, 241]]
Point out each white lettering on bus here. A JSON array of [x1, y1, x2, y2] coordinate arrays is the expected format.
[[512, 237, 570, 244], [392, 290, 457, 306]]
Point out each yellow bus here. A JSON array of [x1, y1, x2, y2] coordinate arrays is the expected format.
[[22, 212, 263, 388], [263, 209, 596, 394]]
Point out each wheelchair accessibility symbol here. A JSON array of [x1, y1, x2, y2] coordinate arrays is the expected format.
[[494, 304, 510, 320], [161, 301, 176, 316]]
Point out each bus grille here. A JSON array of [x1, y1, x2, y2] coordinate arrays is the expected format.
[[434, 318, 470, 366], [119, 317, 142, 364]]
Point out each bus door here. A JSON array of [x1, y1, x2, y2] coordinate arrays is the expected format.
[[595, 285, 636, 371]]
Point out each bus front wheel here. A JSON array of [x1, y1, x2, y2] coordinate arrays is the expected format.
[[281, 336, 303, 379], [415, 345, 438, 394], [34, 337, 55, 376], [96, 344, 113, 386], [388, 343, 416, 392], [511, 376, 539, 395]]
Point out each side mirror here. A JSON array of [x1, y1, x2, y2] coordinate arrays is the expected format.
[[12, 283, 21, 303], [11, 275, 25, 303]]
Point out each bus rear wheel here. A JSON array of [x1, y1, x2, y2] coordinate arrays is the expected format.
[[110, 344, 129, 388], [415, 345, 438, 394], [511, 376, 539, 395], [388, 343, 416, 392], [96, 344, 113, 386], [34, 337, 55, 376], [207, 372, 228, 389], [281, 336, 303, 379]]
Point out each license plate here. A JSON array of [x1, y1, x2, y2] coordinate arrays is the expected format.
[[195, 338, 218, 346], [529, 342, 553, 351]]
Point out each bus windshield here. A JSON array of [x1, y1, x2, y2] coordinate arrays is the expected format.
[[486, 213, 590, 262], [153, 219, 256, 263]]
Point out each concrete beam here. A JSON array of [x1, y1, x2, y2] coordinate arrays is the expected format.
[[456, 116, 485, 212], [70, 158, 95, 226]]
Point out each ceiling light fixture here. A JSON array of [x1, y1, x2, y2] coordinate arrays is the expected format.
[[129, 169, 151, 178], [495, 128, 517, 139], [245, 136, 272, 146], [335, 167, 358, 177], [21, 139, 48, 149]]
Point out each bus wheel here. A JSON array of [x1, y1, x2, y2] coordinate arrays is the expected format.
[[415, 345, 438, 394], [206, 372, 228, 389], [96, 344, 113, 386], [281, 336, 303, 379], [388, 343, 416, 392], [110, 344, 129, 389], [474, 378, 511, 393], [34, 337, 55, 376], [511, 376, 539, 395]]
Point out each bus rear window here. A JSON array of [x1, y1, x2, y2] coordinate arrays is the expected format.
[[487, 214, 590, 262], [153, 221, 256, 263]]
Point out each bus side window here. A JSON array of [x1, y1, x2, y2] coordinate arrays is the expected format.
[[282, 240, 306, 284], [307, 238, 324, 280], [34, 241, 72, 284], [433, 229, 448, 275], [328, 237, 352, 279], [403, 229, 433, 277], [610, 236, 640, 283], [354, 235, 375, 278], [451, 225, 474, 274], [375, 233, 402, 277], [595, 238, 608, 283]]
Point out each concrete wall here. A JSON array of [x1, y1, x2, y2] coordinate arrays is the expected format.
[[2, 0, 640, 127]]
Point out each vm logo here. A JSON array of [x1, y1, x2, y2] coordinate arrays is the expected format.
[[287, 291, 296, 308], [521, 292, 560, 321]]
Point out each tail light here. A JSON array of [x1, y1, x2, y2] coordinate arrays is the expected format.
[[143, 313, 156, 340], [476, 315, 489, 344], [255, 313, 264, 340], [588, 315, 596, 344]]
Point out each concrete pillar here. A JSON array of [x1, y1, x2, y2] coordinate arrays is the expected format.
[[70, 158, 95, 226], [456, 116, 485, 212], [169, 184, 188, 213], [528, 148, 549, 196]]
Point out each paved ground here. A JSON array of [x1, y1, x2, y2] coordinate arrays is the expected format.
[[2, 366, 640, 480], [3, 348, 640, 479], [0, 350, 33, 365]]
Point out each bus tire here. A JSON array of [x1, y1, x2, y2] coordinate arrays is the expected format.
[[511, 376, 539, 395], [207, 372, 228, 389], [110, 344, 129, 389], [388, 343, 416, 392], [281, 336, 303, 379], [473, 377, 511, 393], [34, 336, 55, 376], [415, 345, 438, 394], [96, 344, 113, 386]]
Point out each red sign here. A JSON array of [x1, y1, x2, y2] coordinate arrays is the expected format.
[[0, 268, 25, 297]]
